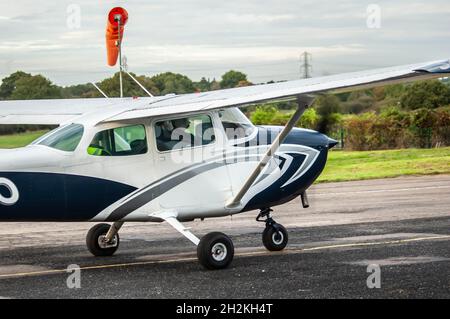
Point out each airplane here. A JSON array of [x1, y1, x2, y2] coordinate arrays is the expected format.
[[0, 7, 449, 270]]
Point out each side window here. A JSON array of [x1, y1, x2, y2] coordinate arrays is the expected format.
[[155, 114, 215, 152], [88, 125, 147, 156]]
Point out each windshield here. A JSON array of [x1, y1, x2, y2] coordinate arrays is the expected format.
[[34, 124, 84, 152], [219, 108, 256, 142]]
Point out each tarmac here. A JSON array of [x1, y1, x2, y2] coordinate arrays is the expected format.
[[0, 175, 448, 298]]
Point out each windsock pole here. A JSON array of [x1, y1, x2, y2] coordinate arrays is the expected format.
[[116, 16, 123, 98]]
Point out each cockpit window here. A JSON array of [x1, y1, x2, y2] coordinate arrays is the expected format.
[[155, 114, 215, 152], [88, 124, 148, 156], [35, 124, 84, 152], [218, 108, 256, 142]]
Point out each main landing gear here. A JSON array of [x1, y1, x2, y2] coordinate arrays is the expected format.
[[197, 232, 234, 270], [85, 208, 287, 269], [257, 208, 288, 251], [86, 218, 235, 270]]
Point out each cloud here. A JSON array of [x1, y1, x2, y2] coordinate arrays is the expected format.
[[0, 40, 101, 51], [0, 0, 450, 85], [225, 13, 296, 24]]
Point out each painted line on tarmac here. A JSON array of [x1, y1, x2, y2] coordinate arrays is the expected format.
[[313, 185, 450, 196], [239, 235, 450, 257], [0, 235, 448, 280]]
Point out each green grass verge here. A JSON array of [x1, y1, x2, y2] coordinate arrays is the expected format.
[[318, 147, 450, 183], [0, 130, 49, 149], [0, 131, 449, 183]]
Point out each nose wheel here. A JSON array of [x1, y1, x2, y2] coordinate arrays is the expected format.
[[257, 208, 289, 251]]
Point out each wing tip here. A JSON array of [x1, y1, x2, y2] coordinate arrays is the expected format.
[[414, 59, 450, 74]]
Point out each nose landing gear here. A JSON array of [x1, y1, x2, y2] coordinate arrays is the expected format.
[[86, 222, 122, 257], [257, 208, 288, 251]]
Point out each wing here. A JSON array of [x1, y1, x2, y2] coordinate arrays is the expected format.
[[0, 97, 159, 125], [0, 59, 449, 125], [100, 59, 450, 123]]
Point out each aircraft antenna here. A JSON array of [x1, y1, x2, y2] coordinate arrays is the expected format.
[[91, 82, 109, 98]]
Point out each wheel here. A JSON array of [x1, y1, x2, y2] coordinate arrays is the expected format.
[[262, 223, 288, 251], [86, 223, 119, 257], [197, 232, 234, 270]]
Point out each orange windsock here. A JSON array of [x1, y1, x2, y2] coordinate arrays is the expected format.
[[105, 7, 128, 66]]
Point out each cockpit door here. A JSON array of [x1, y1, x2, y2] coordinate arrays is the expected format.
[[152, 113, 233, 212]]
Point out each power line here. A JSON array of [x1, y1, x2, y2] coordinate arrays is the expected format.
[[300, 51, 312, 79]]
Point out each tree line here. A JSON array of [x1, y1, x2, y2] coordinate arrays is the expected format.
[[0, 70, 251, 100]]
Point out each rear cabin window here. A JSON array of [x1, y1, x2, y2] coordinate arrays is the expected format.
[[36, 123, 84, 152], [155, 115, 215, 152], [88, 125, 148, 156]]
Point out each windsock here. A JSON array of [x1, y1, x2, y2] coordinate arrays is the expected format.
[[105, 7, 128, 66]]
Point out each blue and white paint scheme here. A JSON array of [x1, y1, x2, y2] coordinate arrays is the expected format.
[[0, 58, 448, 269]]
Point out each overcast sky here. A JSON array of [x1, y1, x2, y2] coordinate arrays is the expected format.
[[1, 0, 450, 86]]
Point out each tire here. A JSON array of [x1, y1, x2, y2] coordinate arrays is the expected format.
[[197, 232, 234, 270], [262, 223, 288, 251], [86, 223, 119, 257]]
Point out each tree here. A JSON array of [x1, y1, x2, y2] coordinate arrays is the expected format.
[[194, 77, 212, 92], [10, 75, 62, 100], [220, 70, 249, 89], [151, 72, 195, 95], [384, 84, 406, 99], [316, 94, 340, 116], [342, 91, 375, 114], [61, 84, 98, 98], [315, 95, 341, 134], [237, 80, 252, 87], [210, 79, 221, 91], [0, 71, 32, 99], [400, 80, 450, 110]]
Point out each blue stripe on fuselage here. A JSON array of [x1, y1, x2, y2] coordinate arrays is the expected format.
[[0, 172, 136, 221], [242, 148, 328, 212]]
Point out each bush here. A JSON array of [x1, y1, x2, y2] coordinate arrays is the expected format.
[[400, 80, 450, 110], [250, 105, 318, 129], [342, 106, 450, 150]]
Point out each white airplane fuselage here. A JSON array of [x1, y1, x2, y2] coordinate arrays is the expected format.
[[0, 107, 336, 222]]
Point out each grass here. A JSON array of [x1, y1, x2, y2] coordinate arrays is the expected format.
[[318, 147, 450, 183], [0, 131, 449, 183], [0, 130, 49, 149]]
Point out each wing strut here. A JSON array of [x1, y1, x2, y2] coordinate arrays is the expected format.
[[226, 95, 315, 209]]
